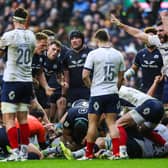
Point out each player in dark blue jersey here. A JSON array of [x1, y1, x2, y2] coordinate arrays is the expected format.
[[124, 27, 164, 100], [41, 40, 68, 122], [63, 30, 92, 106], [61, 99, 88, 150], [41, 99, 89, 158]]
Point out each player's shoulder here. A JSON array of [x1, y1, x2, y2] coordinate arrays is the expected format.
[[109, 47, 124, 58], [1, 29, 15, 38], [67, 107, 78, 114], [25, 29, 36, 37]]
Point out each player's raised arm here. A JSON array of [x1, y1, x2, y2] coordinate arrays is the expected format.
[[160, 10, 168, 35], [111, 14, 149, 43]]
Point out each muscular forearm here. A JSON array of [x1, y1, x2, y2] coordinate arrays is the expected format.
[[83, 77, 91, 88], [111, 14, 149, 43], [37, 71, 49, 90], [118, 23, 148, 43]]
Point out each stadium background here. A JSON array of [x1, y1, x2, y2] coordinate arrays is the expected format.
[[0, 0, 167, 90]]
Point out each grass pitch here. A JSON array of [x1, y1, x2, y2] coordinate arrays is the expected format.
[[0, 159, 168, 168]]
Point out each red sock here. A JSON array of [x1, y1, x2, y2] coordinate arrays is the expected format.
[[7, 127, 19, 149], [19, 123, 30, 145], [112, 138, 120, 156], [85, 142, 94, 158], [118, 126, 128, 146], [146, 131, 166, 145]]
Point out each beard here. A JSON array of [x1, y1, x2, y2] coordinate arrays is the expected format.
[[159, 34, 168, 43], [146, 44, 156, 49]]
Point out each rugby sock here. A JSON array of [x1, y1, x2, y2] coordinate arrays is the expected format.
[[112, 138, 120, 156], [20, 123, 30, 145], [118, 126, 128, 145], [93, 144, 99, 153], [7, 126, 19, 149], [146, 131, 166, 145], [85, 142, 94, 158]]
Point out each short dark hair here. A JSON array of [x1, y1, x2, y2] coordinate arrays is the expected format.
[[69, 30, 84, 42], [30, 109, 44, 119], [42, 29, 56, 37], [156, 20, 163, 26], [50, 40, 62, 48], [36, 32, 48, 41], [94, 29, 110, 42], [13, 7, 28, 23], [144, 27, 157, 34], [72, 119, 88, 144]]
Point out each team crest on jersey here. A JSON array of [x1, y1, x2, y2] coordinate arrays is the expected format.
[[39, 57, 43, 63], [8, 91, 15, 100], [142, 108, 150, 115], [78, 108, 88, 114], [142, 54, 146, 57], [81, 54, 87, 58], [53, 64, 57, 69], [93, 101, 99, 111], [154, 54, 159, 59]]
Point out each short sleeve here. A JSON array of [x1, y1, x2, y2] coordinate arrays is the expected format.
[[0, 32, 10, 49], [84, 52, 94, 71]]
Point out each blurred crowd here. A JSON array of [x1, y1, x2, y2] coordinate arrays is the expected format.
[[0, 0, 166, 88]]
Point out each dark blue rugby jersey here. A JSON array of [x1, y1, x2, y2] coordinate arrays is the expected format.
[[41, 55, 62, 81], [63, 106, 88, 129], [31, 53, 44, 77], [134, 48, 163, 90], [63, 46, 92, 88]]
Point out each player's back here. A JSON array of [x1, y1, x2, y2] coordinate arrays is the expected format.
[[89, 47, 125, 96], [2, 29, 36, 82], [119, 85, 155, 107]]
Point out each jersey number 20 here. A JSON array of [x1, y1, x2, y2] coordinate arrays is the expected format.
[[17, 48, 31, 65]]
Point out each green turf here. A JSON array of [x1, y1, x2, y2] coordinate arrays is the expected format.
[[0, 159, 168, 168]]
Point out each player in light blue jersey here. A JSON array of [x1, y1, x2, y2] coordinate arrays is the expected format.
[[0, 7, 36, 161]]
